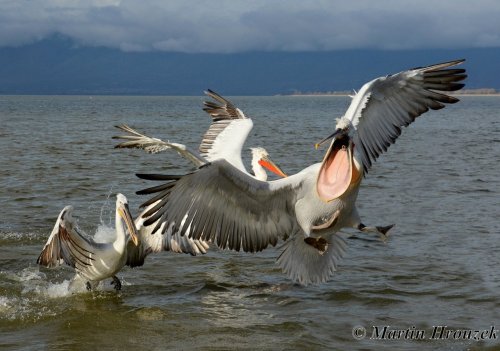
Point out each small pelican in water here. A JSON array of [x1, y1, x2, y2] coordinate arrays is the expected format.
[[37, 194, 139, 291], [133, 60, 466, 285]]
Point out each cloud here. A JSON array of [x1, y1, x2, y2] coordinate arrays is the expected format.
[[1, 0, 499, 52]]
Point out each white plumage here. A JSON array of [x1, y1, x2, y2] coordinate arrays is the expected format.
[[114, 90, 287, 263], [37, 194, 140, 291], [135, 60, 466, 285]]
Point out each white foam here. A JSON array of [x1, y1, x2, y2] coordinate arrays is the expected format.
[[0, 296, 19, 319], [17, 267, 46, 282], [0, 296, 11, 310], [46, 280, 73, 297], [11, 267, 73, 298]]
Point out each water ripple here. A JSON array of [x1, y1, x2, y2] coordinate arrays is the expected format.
[[0, 96, 499, 350]]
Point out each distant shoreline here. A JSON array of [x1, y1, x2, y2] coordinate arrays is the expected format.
[[286, 88, 500, 97]]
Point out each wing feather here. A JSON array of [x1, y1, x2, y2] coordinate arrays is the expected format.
[[126, 209, 211, 267], [345, 59, 466, 173], [113, 124, 206, 167], [136, 160, 303, 253], [199, 90, 253, 170], [37, 206, 96, 271]]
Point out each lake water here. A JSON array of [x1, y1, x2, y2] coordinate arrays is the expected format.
[[0, 95, 499, 350]]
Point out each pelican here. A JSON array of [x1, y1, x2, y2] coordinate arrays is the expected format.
[[113, 126, 286, 181], [200, 89, 287, 178], [37, 194, 140, 291], [111, 90, 287, 261], [113, 89, 287, 179], [134, 59, 466, 285]]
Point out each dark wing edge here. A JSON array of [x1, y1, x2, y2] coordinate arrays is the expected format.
[[202, 89, 246, 121], [199, 90, 249, 159], [125, 241, 151, 268], [351, 59, 467, 173]]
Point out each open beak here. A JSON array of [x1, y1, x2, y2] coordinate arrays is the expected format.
[[258, 156, 287, 178], [315, 129, 342, 150], [119, 203, 139, 246], [316, 130, 354, 202]]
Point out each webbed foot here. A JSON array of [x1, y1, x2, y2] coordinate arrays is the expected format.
[[304, 237, 329, 255], [358, 223, 395, 241], [111, 276, 122, 291]]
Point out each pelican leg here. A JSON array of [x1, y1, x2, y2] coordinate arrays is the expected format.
[[358, 223, 395, 241], [111, 276, 122, 291], [85, 281, 99, 291], [304, 237, 328, 255]]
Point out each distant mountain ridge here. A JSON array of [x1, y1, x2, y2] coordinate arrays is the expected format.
[[0, 36, 498, 95]]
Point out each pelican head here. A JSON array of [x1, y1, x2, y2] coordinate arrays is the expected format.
[[116, 193, 140, 246], [315, 117, 357, 202], [250, 147, 287, 179], [315, 117, 355, 150]]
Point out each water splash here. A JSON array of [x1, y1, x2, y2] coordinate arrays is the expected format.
[[98, 186, 116, 228], [93, 187, 118, 243], [0, 267, 76, 322], [16, 267, 74, 298], [93, 223, 116, 243]]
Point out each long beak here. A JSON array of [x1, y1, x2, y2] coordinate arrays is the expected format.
[[315, 129, 342, 150], [119, 203, 139, 246], [258, 156, 287, 178]]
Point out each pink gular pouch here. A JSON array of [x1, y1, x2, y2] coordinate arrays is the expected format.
[[316, 136, 360, 202]]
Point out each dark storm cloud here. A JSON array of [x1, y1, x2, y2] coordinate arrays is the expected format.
[[0, 0, 499, 52]]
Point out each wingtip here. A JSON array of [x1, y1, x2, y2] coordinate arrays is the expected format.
[[136, 173, 183, 181], [204, 89, 220, 99], [114, 124, 127, 130], [425, 59, 466, 72]]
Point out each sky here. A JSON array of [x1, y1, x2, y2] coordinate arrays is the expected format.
[[1, 0, 500, 53]]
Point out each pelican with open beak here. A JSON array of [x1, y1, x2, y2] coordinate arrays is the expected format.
[[315, 119, 360, 203], [132, 59, 466, 285]]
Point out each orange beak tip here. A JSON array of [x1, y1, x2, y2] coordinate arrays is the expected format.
[[259, 159, 286, 178]]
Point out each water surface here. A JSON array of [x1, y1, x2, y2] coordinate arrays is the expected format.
[[0, 95, 499, 350]]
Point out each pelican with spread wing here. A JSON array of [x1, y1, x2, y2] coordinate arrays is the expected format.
[[113, 90, 287, 263], [37, 194, 140, 291], [135, 60, 466, 285], [113, 90, 287, 180]]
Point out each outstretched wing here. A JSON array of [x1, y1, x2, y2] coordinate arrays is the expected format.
[[345, 59, 466, 173], [113, 124, 206, 167], [125, 210, 210, 267], [135, 160, 305, 253], [37, 206, 96, 271], [199, 90, 253, 171]]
